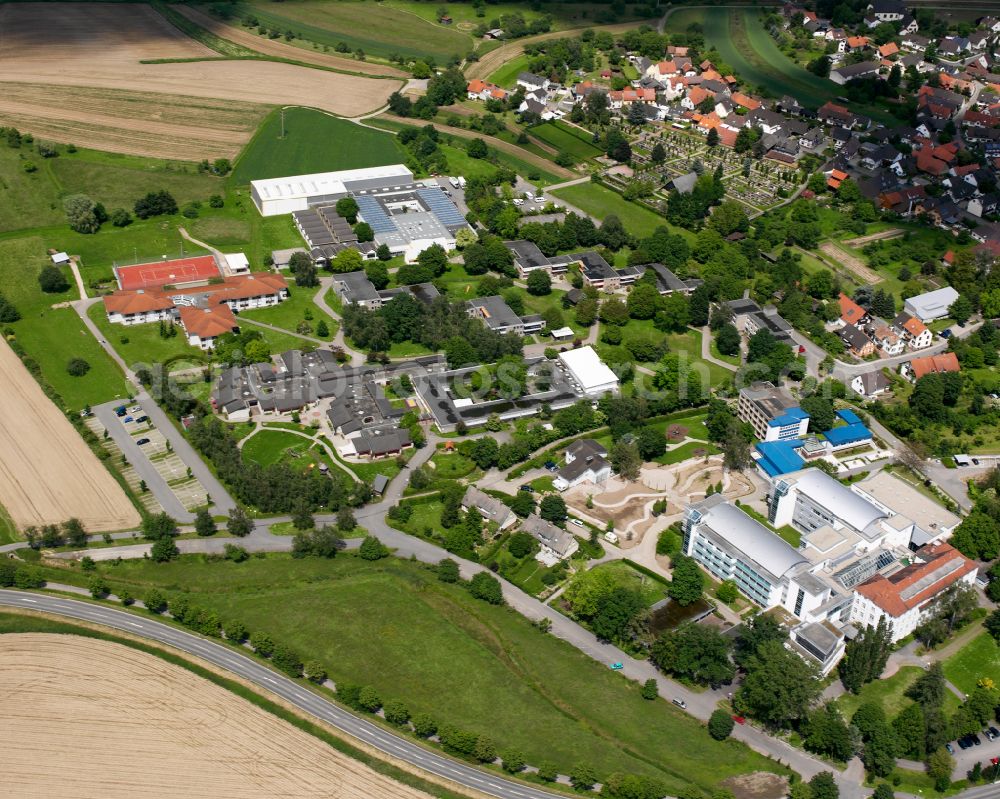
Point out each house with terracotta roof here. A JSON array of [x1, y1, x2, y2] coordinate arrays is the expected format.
[[878, 42, 899, 58], [731, 92, 761, 111], [178, 305, 239, 350], [850, 542, 977, 642], [872, 325, 904, 355], [900, 352, 960, 381], [827, 169, 849, 190], [892, 312, 933, 350], [838, 292, 868, 326]]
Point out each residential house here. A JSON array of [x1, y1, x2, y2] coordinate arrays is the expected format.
[[553, 439, 612, 491], [177, 305, 239, 350], [521, 514, 579, 561], [516, 72, 548, 92], [831, 61, 881, 85], [901, 352, 960, 380], [893, 312, 933, 349], [840, 323, 876, 357], [462, 486, 516, 530], [872, 325, 905, 355], [839, 293, 869, 327], [851, 370, 891, 397]]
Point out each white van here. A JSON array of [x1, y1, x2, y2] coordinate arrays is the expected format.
[[458, 176, 467, 188], [448, 177, 460, 189]]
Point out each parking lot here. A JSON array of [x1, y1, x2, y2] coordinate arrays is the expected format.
[[93, 401, 210, 522]]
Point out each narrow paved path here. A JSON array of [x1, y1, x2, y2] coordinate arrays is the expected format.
[[239, 316, 326, 345], [699, 325, 738, 372], [313, 277, 366, 366]]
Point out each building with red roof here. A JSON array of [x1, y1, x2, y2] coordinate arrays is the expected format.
[[178, 305, 239, 350], [838, 292, 868, 326], [902, 352, 960, 381], [851, 542, 977, 642]]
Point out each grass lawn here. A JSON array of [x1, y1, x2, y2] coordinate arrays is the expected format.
[[231, 108, 406, 184], [0, 501, 19, 546], [440, 141, 563, 187], [242, 429, 312, 466], [1, 236, 130, 409], [776, 525, 801, 547], [836, 665, 962, 722], [429, 451, 477, 479], [590, 560, 670, 607], [551, 182, 677, 239], [656, 440, 721, 465], [87, 303, 200, 368], [648, 413, 709, 442], [239, 286, 337, 340], [487, 53, 532, 88], [52, 554, 785, 792], [529, 120, 602, 160], [240, 0, 475, 62], [944, 632, 1000, 695]]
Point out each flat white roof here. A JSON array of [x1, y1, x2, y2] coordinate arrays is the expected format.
[[558, 346, 619, 391], [51, 252, 70, 264], [905, 286, 959, 316], [251, 164, 413, 202], [224, 252, 250, 272], [551, 326, 574, 338]]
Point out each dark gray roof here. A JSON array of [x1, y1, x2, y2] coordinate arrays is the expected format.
[[467, 295, 523, 330], [521, 513, 577, 557]]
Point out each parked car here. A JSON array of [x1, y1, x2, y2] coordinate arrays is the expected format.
[[136, 438, 150, 446], [989, 726, 999, 739], [128, 405, 142, 413], [544, 460, 557, 470], [941, 329, 953, 339], [732, 716, 746, 725], [610, 662, 623, 670], [985, 728, 997, 741], [135, 416, 149, 424], [946, 743, 955, 754], [570, 518, 584, 527], [114, 405, 127, 417], [957, 737, 971, 750], [672, 698, 687, 709], [518, 485, 534, 492], [972, 733, 983, 746], [123, 416, 133, 423]]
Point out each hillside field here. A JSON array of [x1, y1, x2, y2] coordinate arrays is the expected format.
[[231, 108, 406, 183]]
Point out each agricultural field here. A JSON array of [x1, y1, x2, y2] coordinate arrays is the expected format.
[[0, 4, 400, 160], [1, 633, 428, 799], [0, 338, 139, 532], [528, 120, 603, 161], [237, 0, 475, 62], [486, 53, 532, 88], [667, 7, 893, 123], [60, 553, 788, 795], [231, 108, 406, 183]]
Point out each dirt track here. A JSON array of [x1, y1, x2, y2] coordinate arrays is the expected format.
[[1, 634, 433, 799], [843, 228, 904, 247], [171, 5, 408, 78], [0, 4, 402, 158], [377, 113, 575, 178], [465, 22, 639, 81], [0, 341, 139, 533]]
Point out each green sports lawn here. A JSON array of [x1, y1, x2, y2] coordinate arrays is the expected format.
[[231, 108, 406, 184], [238, 0, 474, 62], [51, 553, 788, 793]]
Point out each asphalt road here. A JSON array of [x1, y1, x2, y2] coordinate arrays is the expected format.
[[0, 590, 565, 799]]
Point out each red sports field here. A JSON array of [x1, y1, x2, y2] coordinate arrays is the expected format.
[[116, 255, 220, 291]]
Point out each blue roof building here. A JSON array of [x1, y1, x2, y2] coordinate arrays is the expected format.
[[835, 408, 863, 426], [755, 440, 806, 477], [767, 406, 810, 441], [824, 408, 872, 450]]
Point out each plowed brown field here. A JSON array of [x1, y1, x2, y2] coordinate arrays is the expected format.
[[0, 341, 139, 533], [0, 3, 402, 159], [2, 634, 434, 799]]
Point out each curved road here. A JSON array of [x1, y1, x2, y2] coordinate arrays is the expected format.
[[0, 589, 563, 799]]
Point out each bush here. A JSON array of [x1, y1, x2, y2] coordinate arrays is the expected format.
[[209, 194, 224, 208], [412, 713, 438, 738], [144, 588, 167, 613], [38, 264, 69, 293], [437, 558, 460, 582], [359, 535, 389, 560], [474, 735, 497, 763], [468, 571, 504, 604], [223, 543, 249, 562], [271, 643, 303, 676], [708, 708, 735, 740], [570, 763, 598, 791], [358, 685, 382, 712], [716, 580, 739, 604], [223, 619, 248, 643], [641, 678, 658, 700], [337, 683, 362, 709], [118, 589, 134, 606], [249, 631, 275, 657], [150, 536, 179, 562], [501, 748, 526, 773], [87, 576, 108, 598], [537, 761, 559, 782], [13, 565, 44, 589], [304, 660, 327, 683], [383, 699, 411, 725]]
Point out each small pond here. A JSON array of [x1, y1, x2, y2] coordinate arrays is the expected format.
[[648, 597, 714, 635]]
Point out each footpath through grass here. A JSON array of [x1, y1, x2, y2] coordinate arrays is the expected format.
[[43, 553, 788, 793]]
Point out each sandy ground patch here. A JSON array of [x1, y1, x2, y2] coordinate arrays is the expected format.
[[0, 4, 401, 158], [819, 241, 883, 285], [0, 341, 139, 532], [172, 5, 408, 78], [1, 633, 432, 799]]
